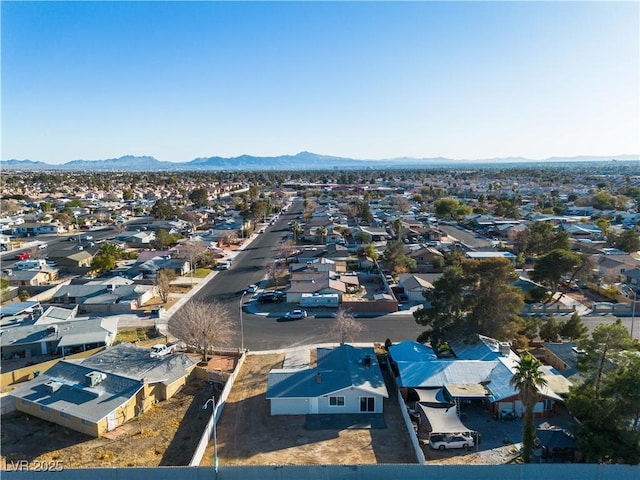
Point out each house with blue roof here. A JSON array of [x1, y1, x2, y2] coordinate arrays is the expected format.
[[389, 337, 571, 420], [266, 344, 388, 416]]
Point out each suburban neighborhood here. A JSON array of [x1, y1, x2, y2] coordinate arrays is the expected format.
[[0, 164, 639, 479]]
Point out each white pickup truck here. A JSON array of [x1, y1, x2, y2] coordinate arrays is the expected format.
[[150, 344, 176, 358]]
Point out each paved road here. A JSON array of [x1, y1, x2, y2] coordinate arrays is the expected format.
[[181, 199, 424, 350], [0, 226, 117, 270]]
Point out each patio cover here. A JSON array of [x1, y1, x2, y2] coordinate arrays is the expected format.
[[418, 404, 472, 434], [413, 388, 451, 405]]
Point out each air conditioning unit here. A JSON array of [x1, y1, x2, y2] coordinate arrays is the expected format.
[[85, 371, 106, 387], [45, 380, 62, 393], [498, 342, 511, 356]]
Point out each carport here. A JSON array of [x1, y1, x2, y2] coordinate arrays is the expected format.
[[416, 403, 475, 444]]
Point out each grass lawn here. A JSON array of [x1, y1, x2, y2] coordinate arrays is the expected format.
[[192, 268, 212, 278], [114, 327, 157, 344]]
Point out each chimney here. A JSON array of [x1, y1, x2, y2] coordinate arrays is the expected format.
[[316, 373, 322, 384]]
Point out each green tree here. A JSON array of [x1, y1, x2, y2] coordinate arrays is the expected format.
[[383, 240, 416, 274], [433, 197, 471, 219], [290, 221, 303, 243], [567, 323, 640, 463], [91, 252, 117, 275], [539, 315, 560, 342], [414, 262, 466, 349], [315, 225, 328, 244], [122, 188, 134, 201], [415, 257, 523, 346], [153, 228, 181, 249], [510, 353, 547, 463], [463, 258, 524, 340], [363, 244, 380, 263], [613, 229, 640, 253], [188, 187, 210, 207], [151, 199, 177, 220], [525, 222, 570, 256], [530, 249, 582, 300], [577, 321, 633, 397], [18, 290, 30, 301], [559, 312, 588, 341]]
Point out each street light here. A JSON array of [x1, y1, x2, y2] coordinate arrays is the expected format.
[[239, 290, 246, 352], [202, 397, 220, 476], [631, 288, 637, 340]]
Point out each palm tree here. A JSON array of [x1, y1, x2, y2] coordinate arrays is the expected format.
[[510, 353, 547, 463], [291, 221, 302, 244], [316, 225, 327, 244]]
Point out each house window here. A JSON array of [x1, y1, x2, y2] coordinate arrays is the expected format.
[[543, 399, 553, 411], [40, 405, 50, 413], [81, 419, 91, 426], [60, 412, 70, 418], [329, 396, 345, 407], [360, 397, 375, 412]]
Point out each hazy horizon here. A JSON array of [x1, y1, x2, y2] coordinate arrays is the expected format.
[[2, 1, 639, 164]]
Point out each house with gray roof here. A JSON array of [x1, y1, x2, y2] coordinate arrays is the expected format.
[[8, 343, 197, 437], [1, 311, 117, 359], [267, 344, 388, 415]]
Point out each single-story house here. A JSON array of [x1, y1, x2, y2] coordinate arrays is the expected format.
[[4, 269, 53, 287], [0, 312, 117, 360], [286, 270, 347, 303], [56, 251, 94, 269], [389, 336, 571, 419], [8, 343, 197, 437], [397, 274, 434, 302], [266, 344, 388, 415], [13, 223, 65, 236]]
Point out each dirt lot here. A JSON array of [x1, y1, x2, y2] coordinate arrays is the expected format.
[[202, 352, 417, 466], [1, 380, 214, 468]]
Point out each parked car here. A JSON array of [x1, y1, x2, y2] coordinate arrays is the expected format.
[[217, 261, 231, 270], [258, 291, 285, 303], [83, 235, 94, 241], [246, 284, 258, 293], [429, 433, 475, 450], [284, 309, 307, 320], [14, 252, 30, 260], [150, 343, 176, 358]]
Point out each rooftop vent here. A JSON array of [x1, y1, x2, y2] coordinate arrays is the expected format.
[[45, 380, 63, 394], [85, 371, 106, 387], [498, 342, 511, 356]]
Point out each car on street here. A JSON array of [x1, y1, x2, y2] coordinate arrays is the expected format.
[[14, 252, 30, 260], [429, 433, 475, 450], [257, 291, 285, 303], [83, 235, 94, 241], [217, 261, 231, 270], [284, 309, 308, 320], [246, 284, 258, 293]]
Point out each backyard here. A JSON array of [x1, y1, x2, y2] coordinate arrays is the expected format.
[[202, 352, 417, 466]]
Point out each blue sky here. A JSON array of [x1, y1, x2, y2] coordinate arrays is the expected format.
[[2, 1, 639, 164]]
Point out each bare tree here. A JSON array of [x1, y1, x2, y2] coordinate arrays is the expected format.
[[168, 300, 235, 362], [175, 239, 207, 270], [329, 308, 366, 345], [155, 269, 176, 303]]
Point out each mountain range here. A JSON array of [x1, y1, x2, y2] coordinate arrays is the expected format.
[[1, 152, 637, 171]]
